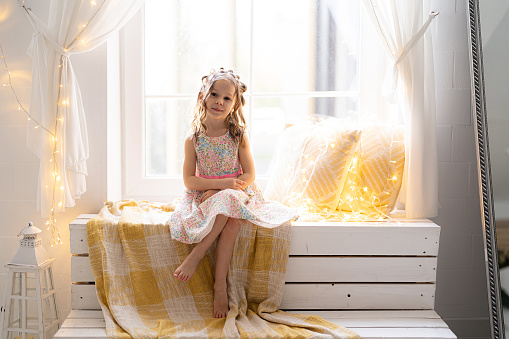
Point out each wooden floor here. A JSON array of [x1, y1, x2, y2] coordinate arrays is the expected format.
[[54, 310, 456, 339]]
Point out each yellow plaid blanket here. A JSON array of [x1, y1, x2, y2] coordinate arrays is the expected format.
[[87, 200, 360, 338]]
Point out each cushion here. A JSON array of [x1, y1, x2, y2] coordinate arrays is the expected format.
[[338, 125, 405, 216], [265, 118, 361, 211]]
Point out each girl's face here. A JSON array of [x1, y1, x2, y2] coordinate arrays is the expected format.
[[204, 79, 236, 122]]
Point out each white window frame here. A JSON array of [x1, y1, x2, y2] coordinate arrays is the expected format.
[[120, 4, 359, 202]]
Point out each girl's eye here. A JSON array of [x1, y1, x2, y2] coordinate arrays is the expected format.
[[225, 97, 231, 101], [210, 93, 217, 97]]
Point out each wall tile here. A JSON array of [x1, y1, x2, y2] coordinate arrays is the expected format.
[[454, 51, 472, 89], [436, 88, 472, 125], [438, 162, 470, 199], [437, 234, 472, 269], [12, 163, 39, 200], [435, 51, 454, 89], [450, 198, 483, 235], [455, 0, 467, 16], [435, 13, 469, 52], [0, 125, 38, 163], [437, 125, 453, 161], [452, 125, 476, 161], [432, 0, 456, 15], [0, 164, 13, 200]]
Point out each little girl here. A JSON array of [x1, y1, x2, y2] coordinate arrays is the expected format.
[[169, 68, 298, 319]]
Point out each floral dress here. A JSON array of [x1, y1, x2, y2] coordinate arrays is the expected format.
[[169, 131, 298, 244]]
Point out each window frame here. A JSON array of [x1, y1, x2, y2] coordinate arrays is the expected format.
[[120, 3, 360, 201]]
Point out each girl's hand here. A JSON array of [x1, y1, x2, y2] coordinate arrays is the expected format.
[[221, 178, 247, 190], [201, 189, 220, 203]]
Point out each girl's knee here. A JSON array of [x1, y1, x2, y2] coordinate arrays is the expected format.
[[223, 218, 239, 235]]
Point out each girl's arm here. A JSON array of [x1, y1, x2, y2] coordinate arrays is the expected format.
[[182, 136, 246, 191], [237, 133, 256, 187]]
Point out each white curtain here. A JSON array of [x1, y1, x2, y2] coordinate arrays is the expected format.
[[360, 0, 438, 218], [24, 0, 144, 217]]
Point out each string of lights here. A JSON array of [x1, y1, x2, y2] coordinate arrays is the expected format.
[[0, 1, 105, 246]]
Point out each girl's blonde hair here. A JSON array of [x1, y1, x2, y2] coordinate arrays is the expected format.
[[189, 68, 247, 145]]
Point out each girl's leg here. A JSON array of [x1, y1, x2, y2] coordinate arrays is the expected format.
[[213, 218, 239, 318], [174, 214, 229, 282]]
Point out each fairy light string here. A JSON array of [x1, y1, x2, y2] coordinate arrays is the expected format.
[[281, 121, 403, 223], [0, 1, 106, 246]]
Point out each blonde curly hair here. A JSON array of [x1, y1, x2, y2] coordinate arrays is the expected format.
[[189, 68, 248, 145]]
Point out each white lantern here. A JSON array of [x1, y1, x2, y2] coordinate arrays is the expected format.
[[1, 222, 60, 339]]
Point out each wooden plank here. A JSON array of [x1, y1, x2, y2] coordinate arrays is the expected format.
[[76, 214, 99, 219], [66, 310, 104, 319], [72, 283, 436, 311], [286, 257, 437, 283], [53, 327, 107, 339], [74, 219, 441, 256], [288, 310, 443, 319], [289, 223, 440, 256], [71, 256, 437, 284], [349, 327, 456, 339], [71, 284, 101, 310], [71, 256, 94, 283], [61, 318, 106, 328], [70, 227, 89, 255], [281, 283, 435, 310], [54, 310, 456, 339], [70, 218, 89, 228], [53, 326, 456, 339]]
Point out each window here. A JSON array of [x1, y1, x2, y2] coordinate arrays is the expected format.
[[122, 0, 361, 201]]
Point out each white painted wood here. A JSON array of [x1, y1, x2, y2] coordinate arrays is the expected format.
[[66, 310, 104, 319], [71, 282, 436, 311], [348, 327, 456, 339], [76, 214, 99, 219], [286, 257, 437, 282], [71, 285, 101, 310], [289, 222, 440, 256], [70, 227, 89, 255], [71, 256, 95, 283], [54, 310, 456, 339], [53, 326, 456, 339], [54, 327, 107, 339], [71, 256, 437, 284], [60, 318, 106, 328], [60, 216, 456, 338], [288, 311, 448, 327], [73, 217, 441, 256], [288, 310, 443, 319], [281, 283, 436, 310]]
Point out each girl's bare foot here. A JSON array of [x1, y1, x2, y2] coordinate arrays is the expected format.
[[213, 286, 229, 318], [174, 250, 203, 282]]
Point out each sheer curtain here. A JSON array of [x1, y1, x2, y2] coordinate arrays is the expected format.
[[24, 0, 144, 217], [360, 0, 438, 218]]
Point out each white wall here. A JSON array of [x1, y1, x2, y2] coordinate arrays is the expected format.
[[0, 0, 490, 338], [0, 0, 107, 321], [431, 0, 491, 337]]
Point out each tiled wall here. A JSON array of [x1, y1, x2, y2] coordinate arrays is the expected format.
[[0, 1, 107, 322], [431, 0, 491, 337], [0, 0, 491, 337]]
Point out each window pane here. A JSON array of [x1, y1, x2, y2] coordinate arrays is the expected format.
[[251, 96, 358, 175], [145, 98, 193, 176], [252, 0, 359, 93], [144, 0, 250, 96]]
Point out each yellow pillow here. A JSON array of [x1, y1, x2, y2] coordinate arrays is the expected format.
[[270, 119, 361, 211], [338, 125, 405, 216]]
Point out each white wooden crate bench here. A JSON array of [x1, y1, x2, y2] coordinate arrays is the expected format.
[[55, 215, 456, 339]]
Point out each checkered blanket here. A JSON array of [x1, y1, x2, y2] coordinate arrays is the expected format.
[[87, 200, 360, 338]]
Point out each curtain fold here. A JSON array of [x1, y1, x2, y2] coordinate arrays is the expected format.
[[360, 0, 438, 218], [24, 0, 144, 217]]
